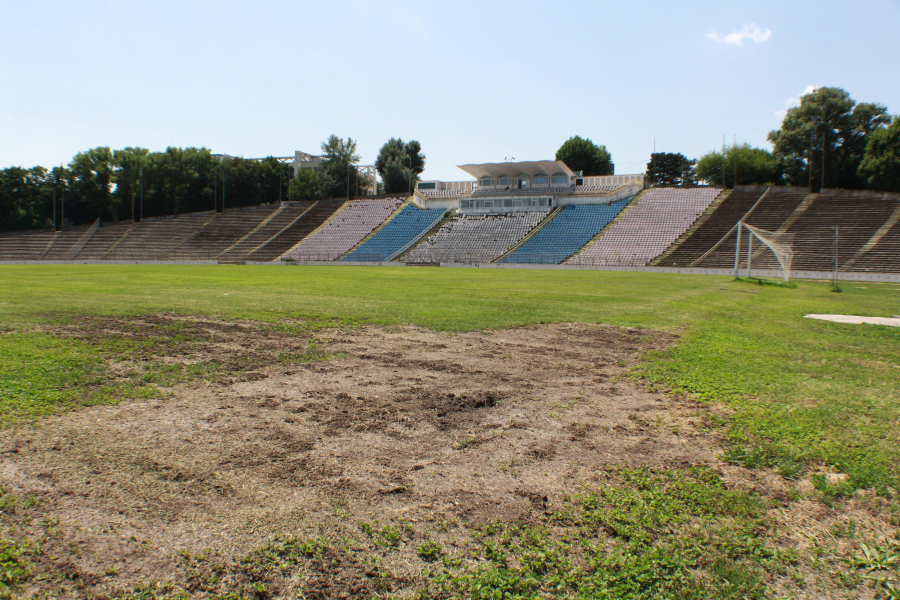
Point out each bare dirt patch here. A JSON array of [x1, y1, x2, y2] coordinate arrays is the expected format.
[[1, 318, 890, 598]]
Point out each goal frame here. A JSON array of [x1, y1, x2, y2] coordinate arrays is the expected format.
[[733, 221, 794, 282]]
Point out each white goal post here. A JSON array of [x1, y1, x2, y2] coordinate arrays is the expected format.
[[734, 222, 794, 282]]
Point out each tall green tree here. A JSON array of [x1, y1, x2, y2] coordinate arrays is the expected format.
[[555, 136, 613, 176], [858, 116, 900, 192], [112, 147, 150, 220], [288, 168, 322, 200], [318, 135, 361, 199], [0, 166, 56, 232], [140, 147, 217, 217], [381, 157, 415, 195], [646, 152, 696, 186], [375, 138, 426, 194], [695, 144, 782, 187], [68, 147, 116, 223], [768, 87, 890, 190], [256, 156, 293, 204]]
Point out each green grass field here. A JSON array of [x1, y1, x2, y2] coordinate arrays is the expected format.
[[2, 265, 898, 493], [1, 264, 899, 598]]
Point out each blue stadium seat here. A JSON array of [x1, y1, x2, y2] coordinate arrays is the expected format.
[[341, 204, 446, 262], [500, 200, 631, 264]]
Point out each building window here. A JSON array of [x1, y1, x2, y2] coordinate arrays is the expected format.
[[551, 173, 568, 185], [533, 175, 549, 185], [480, 177, 494, 187], [497, 177, 512, 187], [417, 182, 436, 190]]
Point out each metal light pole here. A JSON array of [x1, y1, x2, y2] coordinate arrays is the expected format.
[[808, 132, 814, 190], [61, 168, 65, 229], [833, 226, 839, 289], [733, 134, 738, 187]]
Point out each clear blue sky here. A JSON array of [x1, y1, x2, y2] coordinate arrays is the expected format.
[[2, 0, 898, 182]]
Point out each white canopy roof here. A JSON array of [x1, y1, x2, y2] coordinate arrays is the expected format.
[[457, 160, 576, 180]]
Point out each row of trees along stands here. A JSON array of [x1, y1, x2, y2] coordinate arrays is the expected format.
[[1, 134, 404, 233], [0, 147, 291, 233], [653, 87, 900, 192], [292, 136, 428, 199]]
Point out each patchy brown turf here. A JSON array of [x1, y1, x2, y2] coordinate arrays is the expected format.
[[0, 317, 895, 598]]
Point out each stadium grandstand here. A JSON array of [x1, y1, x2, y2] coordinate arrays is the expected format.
[[568, 187, 721, 266], [499, 200, 631, 265], [342, 203, 447, 262], [404, 212, 547, 264], [0, 155, 899, 277], [280, 198, 404, 262], [688, 187, 811, 269]]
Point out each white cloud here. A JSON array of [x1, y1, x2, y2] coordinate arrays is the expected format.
[[707, 23, 773, 45], [775, 85, 820, 119]]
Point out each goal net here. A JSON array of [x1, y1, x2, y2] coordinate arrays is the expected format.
[[738, 223, 794, 281]]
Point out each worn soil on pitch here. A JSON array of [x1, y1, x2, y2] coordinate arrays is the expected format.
[[1, 318, 737, 597]]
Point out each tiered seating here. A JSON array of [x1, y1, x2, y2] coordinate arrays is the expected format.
[[218, 203, 315, 264], [694, 189, 810, 268], [405, 212, 546, 264], [851, 220, 900, 272], [75, 222, 133, 259], [472, 186, 570, 196], [658, 187, 767, 267], [342, 204, 445, 262], [572, 184, 622, 195], [104, 213, 213, 260], [246, 201, 346, 262], [0, 230, 57, 260], [281, 198, 403, 262], [166, 205, 278, 260], [569, 187, 721, 266], [500, 200, 631, 264], [40, 226, 93, 260], [756, 192, 900, 271], [420, 189, 463, 198]]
